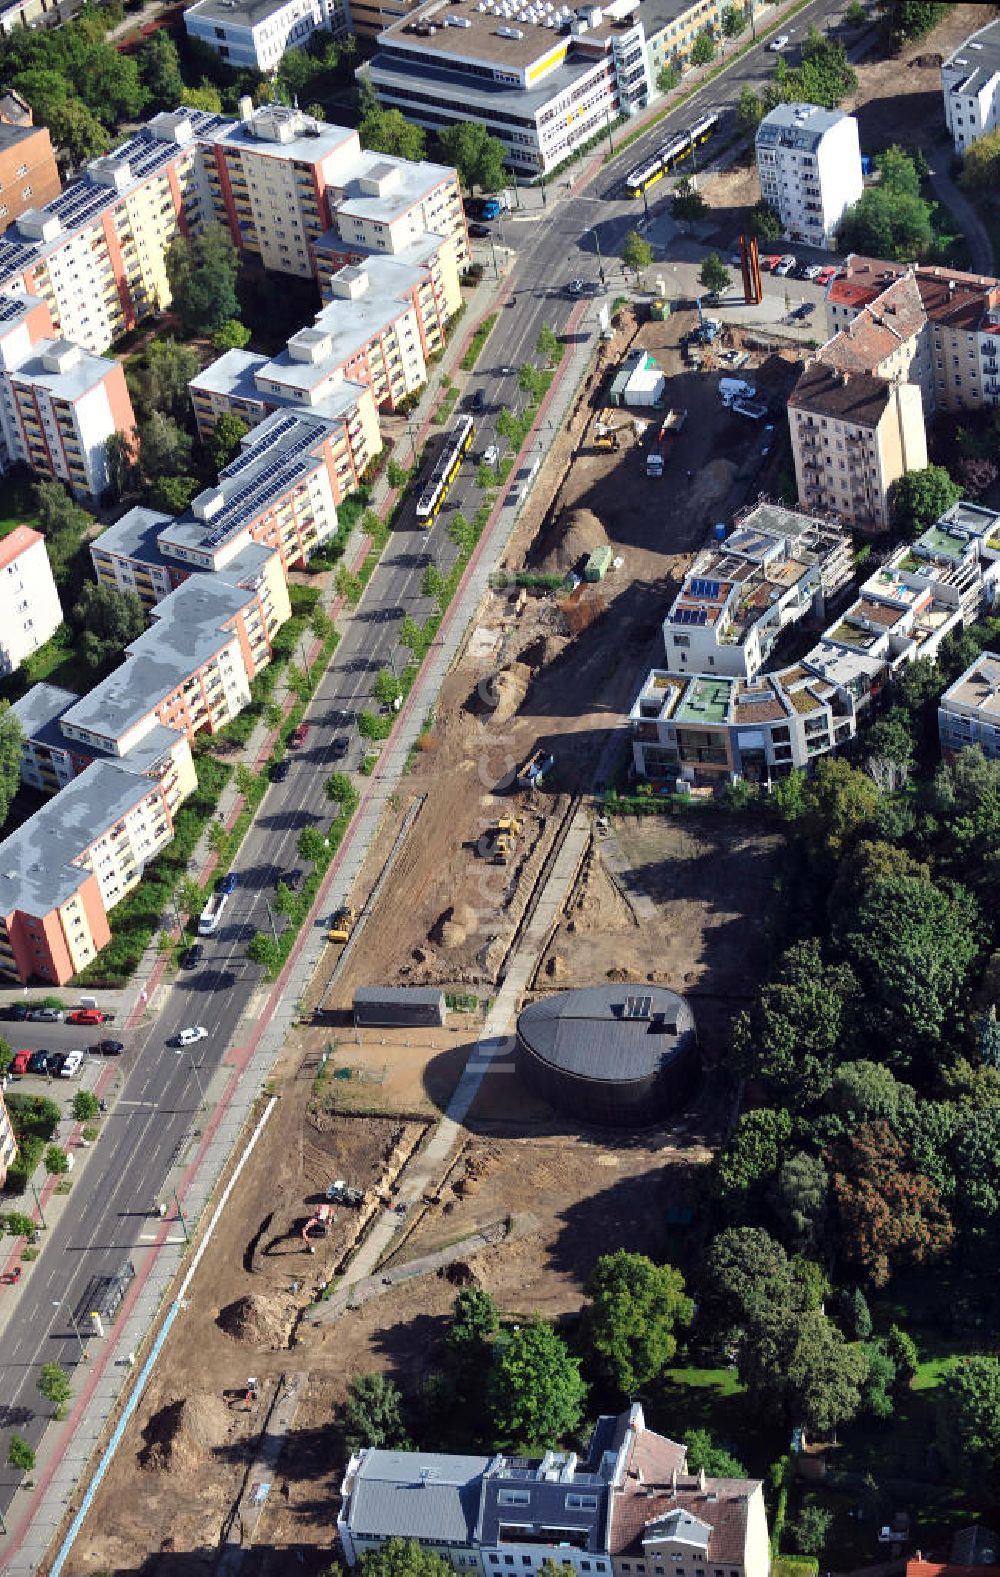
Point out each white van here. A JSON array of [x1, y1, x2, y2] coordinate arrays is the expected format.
[[720, 377, 757, 406]]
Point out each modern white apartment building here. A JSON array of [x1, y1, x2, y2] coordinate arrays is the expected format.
[[941, 17, 1000, 153], [363, 0, 652, 176], [939, 649, 1000, 760], [0, 525, 62, 675], [185, 0, 348, 72], [629, 499, 1000, 788], [755, 103, 863, 250]]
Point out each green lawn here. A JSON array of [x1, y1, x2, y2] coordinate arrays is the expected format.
[[651, 1362, 785, 1471]]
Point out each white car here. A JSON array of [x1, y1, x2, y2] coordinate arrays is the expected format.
[[483, 444, 500, 467], [60, 1050, 84, 1078], [175, 1026, 208, 1047], [774, 255, 797, 276], [567, 278, 586, 296], [768, 32, 789, 50], [803, 263, 824, 281]]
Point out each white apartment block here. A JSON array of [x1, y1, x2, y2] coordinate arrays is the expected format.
[[363, 0, 652, 177], [185, 0, 349, 73], [629, 499, 1000, 789], [0, 525, 62, 675], [941, 18, 1000, 153], [939, 649, 1000, 760], [755, 103, 863, 250]]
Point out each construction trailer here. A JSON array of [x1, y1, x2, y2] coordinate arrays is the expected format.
[[585, 544, 614, 581], [353, 986, 447, 1029]]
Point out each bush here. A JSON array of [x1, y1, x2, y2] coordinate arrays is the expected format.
[[44, 1145, 69, 1176], [72, 1090, 99, 1122]]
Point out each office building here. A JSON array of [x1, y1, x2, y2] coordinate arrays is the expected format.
[[362, 0, 652, 176], [0, 525, 62, 675], [339, 1404, 770, 1577], [787, 363, 927, 530], [941, 17, 1000, 153], [629, 499, 1000, 789], [185, 0, 349, 72], [755, 103, 863, 250], [641, 0, 722, 83]]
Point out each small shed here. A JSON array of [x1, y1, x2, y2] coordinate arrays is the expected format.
[[584, 544, 614, 582], [624, 367, 666, 407], [353, 986, 447, 1029]]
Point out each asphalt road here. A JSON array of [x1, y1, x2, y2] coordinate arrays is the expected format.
[[0, 0, 862, 1515]]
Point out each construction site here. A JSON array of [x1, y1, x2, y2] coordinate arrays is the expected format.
[[65, 286, 799, 1577]]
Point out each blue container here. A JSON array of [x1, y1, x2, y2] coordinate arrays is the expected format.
[[714, 522, 727, 542]]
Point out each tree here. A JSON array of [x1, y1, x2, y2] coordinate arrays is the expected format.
[[865, 709, 915, 782], [213, 319, 252, 352], [838, 183, 934, 262], [978, 1005, 1000, 1070], [961, 128, 1000, 191], [656, 63, 681, 94], [45, 1144, 69, 1176], [151, 474, 200, 515], [38, 1361, 72, 1419], [739, 1308, 869, 1435], [128, 338, 201, 423], [184, 82, 223, 112], [325, 771, 354, 807], [716, 1107, 791, 1207], [72, 1090, 100, 1122], [72, 582, 145, 674], [104, 429, 140, 501], [885, 1324, 919, 1387], [835, 874, 978, 1066], [683, 1428, 745, 1477], [0, 704, 22, 836], [207, 412, 249, 473], [297, 825, 327, 863], [790, 1496, 834, 1556], [13, 73, 109, 163], [247, 931, 281, 969], [622, 229, 652, 281], [738, 938, 857, 1109], [699, 1226, 795, 1340], [136, 30, 184, 109], [937, 1356, 1000, 1493], [800, 757, 879, 860], [358, 1541, 453, 1577], [832, 1121, 954, 1287], [672, 175, 708, 221], [889, 465, 961, 538], [487, 1321, 586, 1449], [878, 1, 948, 48], [773, 1151, 829, 1249], [437, 123, 506, 193], [0, 1039, 12, 1079], [139, 412, 194, 481], [690, 30, 715, 65], [2, 1209, 36, 1238], [359, 105, 427, 162], [166, 222, 240, 336], [7, 1434, 34, 1472], [34, 479, 91, 543], [536, 322, 560, 363], [448, 1287, 499, 1380], [400, 616, 424, 654], [736, 83, 764, 132], [845, 0, 866, 24], [342, 1373, 410, 1452], [847, 1286, 872, 1341], [749, 200, 783, 243], [721, 5, 746, 39], [584, 1251, 692, 1394], [829, 1060, 905, 1125], [373, 669, 403, 709]]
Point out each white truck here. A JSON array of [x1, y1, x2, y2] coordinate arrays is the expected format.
[[720, 376, 757, 407], [198, 891, 229, 936]]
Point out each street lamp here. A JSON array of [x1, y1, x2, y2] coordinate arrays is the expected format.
[[173, 1190, 190, 1244], [605, 107, 615, 157], [53, 1298, 86, 1363], [30, 1179, 47, 1231]]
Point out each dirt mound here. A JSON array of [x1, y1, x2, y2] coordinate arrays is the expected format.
[[432, 904, 478, 949], [912, 51, 942, 67], [689, 458, 736, 513], [441, 1259, 479, 1286], [606, 965, 642, 983], [539, 508, 607, 575], [216, 1292, 294, 1348], [546, 954, 568, 980], [138, 1393, 232, 1473], [492, 663, 532, 723]]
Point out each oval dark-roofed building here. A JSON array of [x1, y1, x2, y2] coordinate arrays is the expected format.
[[515, 984, 698, 1128]]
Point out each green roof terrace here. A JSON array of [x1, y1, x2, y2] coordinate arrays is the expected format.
[[676, 677, 733, 725], [916, 524, 969, 561]]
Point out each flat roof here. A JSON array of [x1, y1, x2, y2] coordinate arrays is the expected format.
[[675, 676, 732, 725], [943, 17, 1000, 100], [212, 107, 359, 168], [379, 0, 632, 69], [189, 347, 268, 402], [333, 149, 458, 221], [11, 338, 117, 401], [942, 650, 1000, 717], [757, 102, 851, 153], [93, 506, 176, 571], [367, 44, 602, 116], [517, 984, 695, 1085], [185, 0, 304, 28], [11, 681, 79, 748]]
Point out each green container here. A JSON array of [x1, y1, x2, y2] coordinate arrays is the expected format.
[[585, 545, 614, 582], [650, 299, 671, 321]]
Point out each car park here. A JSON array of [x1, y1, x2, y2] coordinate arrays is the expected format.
[[60, 1050, 83, 1078], [270, 757, 291, 783], [774, 255, 797, 276], [219, 872, 238, 896], [47, 1052, 67, 1076], [68, 1008, 106, 1025], [28, 1006, 62, 1022], [181, 943, 204, 971], [290, 722, 310, 748], [93, 1038, 124, 1056], [11, 1051, 30, 1075], [175, 1026, 208, 1046], [27, 1050, 49, 1075], [768, 32, 789, 49]]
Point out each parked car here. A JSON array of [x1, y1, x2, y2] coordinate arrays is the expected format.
[[468, 221, 491, 238], [270, 758, 291, 783], [815, 265, 840, 285], [2, 1003, 30, 1022], [27, 1050, 49, 1075], [218, 872, 238, 896], [93, 1039, 124, 1056], [761, 255, 782, 272], [28, 1006, 62, 1022], [47, 1052, 67, 1076], [774, 255, 797, 276], [67, 1008, 105, 1025], [181, 943, 204, 971], [802, 263, 824, 281], [290, 722, 310, 748], [175, 1026, 208, 1047], [768, 32, 789, 49], [60, 1050, 84, 1078], [11, 1051, 30, 1075]]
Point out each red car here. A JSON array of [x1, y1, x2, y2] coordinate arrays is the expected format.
[[290, 723, 310, 748], [11, 1051, 30, 1074], [815, 266, 840, 285], [761, 255, 782, 273], [67, 1008, 105, 1025]]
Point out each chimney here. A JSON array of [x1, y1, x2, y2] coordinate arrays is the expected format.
[[671, 1468, 678, 1494], [949, 280, 957, 295], [636, 1469, 643, 1487], [698, 1469, 706, 1492], [239, 94, 254, 122]]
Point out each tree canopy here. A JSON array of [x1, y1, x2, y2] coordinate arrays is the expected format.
[[437, 123, 506, 193], [838, 146, 934, 260], [166, 222, 240, 336], [936, 1356, 1000, 1494], [831, 1120, 953, 1286], [359, 104, 427, 162], [584, 1251, 692, 1394], [486, 1321, 586, 1449], [358, 1540, 455, 1577], [622, 230, 652, 278], [889, 465, 961, 539], [72, 582, 145, 675], [0, 705, 23, 837], [341, 1373, 410, 1453]]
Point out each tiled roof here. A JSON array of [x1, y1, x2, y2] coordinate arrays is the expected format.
[[610, 1482, 759, 1562], [914, 267, 1000, 331], [789, 362, 892, 426], [624, 1426, 687, 1486], [820, 273, 925, 374], [0, 524, 41, 570]]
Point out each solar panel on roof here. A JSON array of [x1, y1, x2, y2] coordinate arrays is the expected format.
[[624, 994, 652, 1020], [690, 577, 721, 599]]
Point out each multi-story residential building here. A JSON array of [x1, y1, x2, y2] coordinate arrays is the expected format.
[[0, 525, 62, 674], [185, 0, 348, 72], [362, 0, 652, 177], [787, 364, 927, 530], [939, 649, 1000, 761], [755, 103, 863, 250], [642, 0, 721, 84], [941, 17, 1000, 153], [339, 1404, 769, 1577], [0, 116, 60, 237], [316, 149, 468, 276], [629, 499, 1000, 788], [0, 1090, 15, 1187], [93, 408, 367, 607], [12, 680, 197, 802]]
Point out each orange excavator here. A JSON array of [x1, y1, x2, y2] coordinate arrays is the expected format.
[[302, 1202, 334, 1252]]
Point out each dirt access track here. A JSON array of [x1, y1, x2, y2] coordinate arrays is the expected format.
[[68, 295, 788, 1577]]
